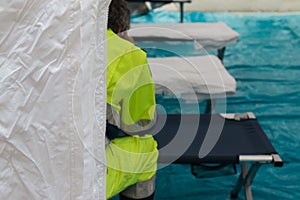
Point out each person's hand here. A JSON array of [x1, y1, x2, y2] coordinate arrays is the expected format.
[[118, 31, 134, 43]]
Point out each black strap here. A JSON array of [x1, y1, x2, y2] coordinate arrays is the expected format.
[[119, 192, 155, 200], [106, 122, 129, 140]]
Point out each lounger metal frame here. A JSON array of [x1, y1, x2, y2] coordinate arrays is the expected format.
[[230, 154, 283, 200]]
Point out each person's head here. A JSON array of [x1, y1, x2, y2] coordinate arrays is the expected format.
[[108, 0, 131, 34]]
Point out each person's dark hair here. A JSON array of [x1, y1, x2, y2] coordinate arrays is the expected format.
[[108, 0, 131, 33]]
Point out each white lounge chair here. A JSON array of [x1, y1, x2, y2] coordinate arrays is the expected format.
[[129, 22, 240, 60], [127, 0, 192, 22], [148, 55, 236, 112]]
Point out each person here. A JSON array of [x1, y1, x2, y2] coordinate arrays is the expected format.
[[105, 0, 158, 199]]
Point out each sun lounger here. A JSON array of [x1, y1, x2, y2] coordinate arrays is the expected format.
[[148, 55, 236, 112], [127, 0, 192, 22], [148, 112, 283, 200], [129, 22, 240, 60]]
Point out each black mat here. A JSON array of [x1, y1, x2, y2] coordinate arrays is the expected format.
[[149, 114, 277, 164]]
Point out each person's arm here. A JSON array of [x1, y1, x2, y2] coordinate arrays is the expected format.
[[119, 48, 156, 133], [107, 47, 156, 134]]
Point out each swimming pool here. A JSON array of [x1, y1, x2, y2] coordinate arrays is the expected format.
[[128, 11, 300, 200]]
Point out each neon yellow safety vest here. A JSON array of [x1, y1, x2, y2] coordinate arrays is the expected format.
[[106, 29, 156, 126]]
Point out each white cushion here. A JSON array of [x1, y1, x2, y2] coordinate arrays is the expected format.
[[148, 55, 236, 102], [129, 22, 240, 51]]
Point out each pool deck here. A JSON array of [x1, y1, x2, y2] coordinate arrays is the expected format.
[[156, 0, 300, 12]]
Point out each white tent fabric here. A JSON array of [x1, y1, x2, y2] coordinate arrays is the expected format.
[[0, 0, 109, 199]]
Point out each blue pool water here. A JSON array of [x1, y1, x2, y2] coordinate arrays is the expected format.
[[127, 11, 300, 200]]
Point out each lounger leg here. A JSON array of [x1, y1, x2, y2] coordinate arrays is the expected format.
[[217, 47, 226, 62], [230, 163, 261, 200], [205, 99, 215, 113], [242, 164, 253, 200], [180, 2, 184, 23]]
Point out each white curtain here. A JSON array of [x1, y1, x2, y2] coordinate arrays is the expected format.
[[0, 0, 109, 199]]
